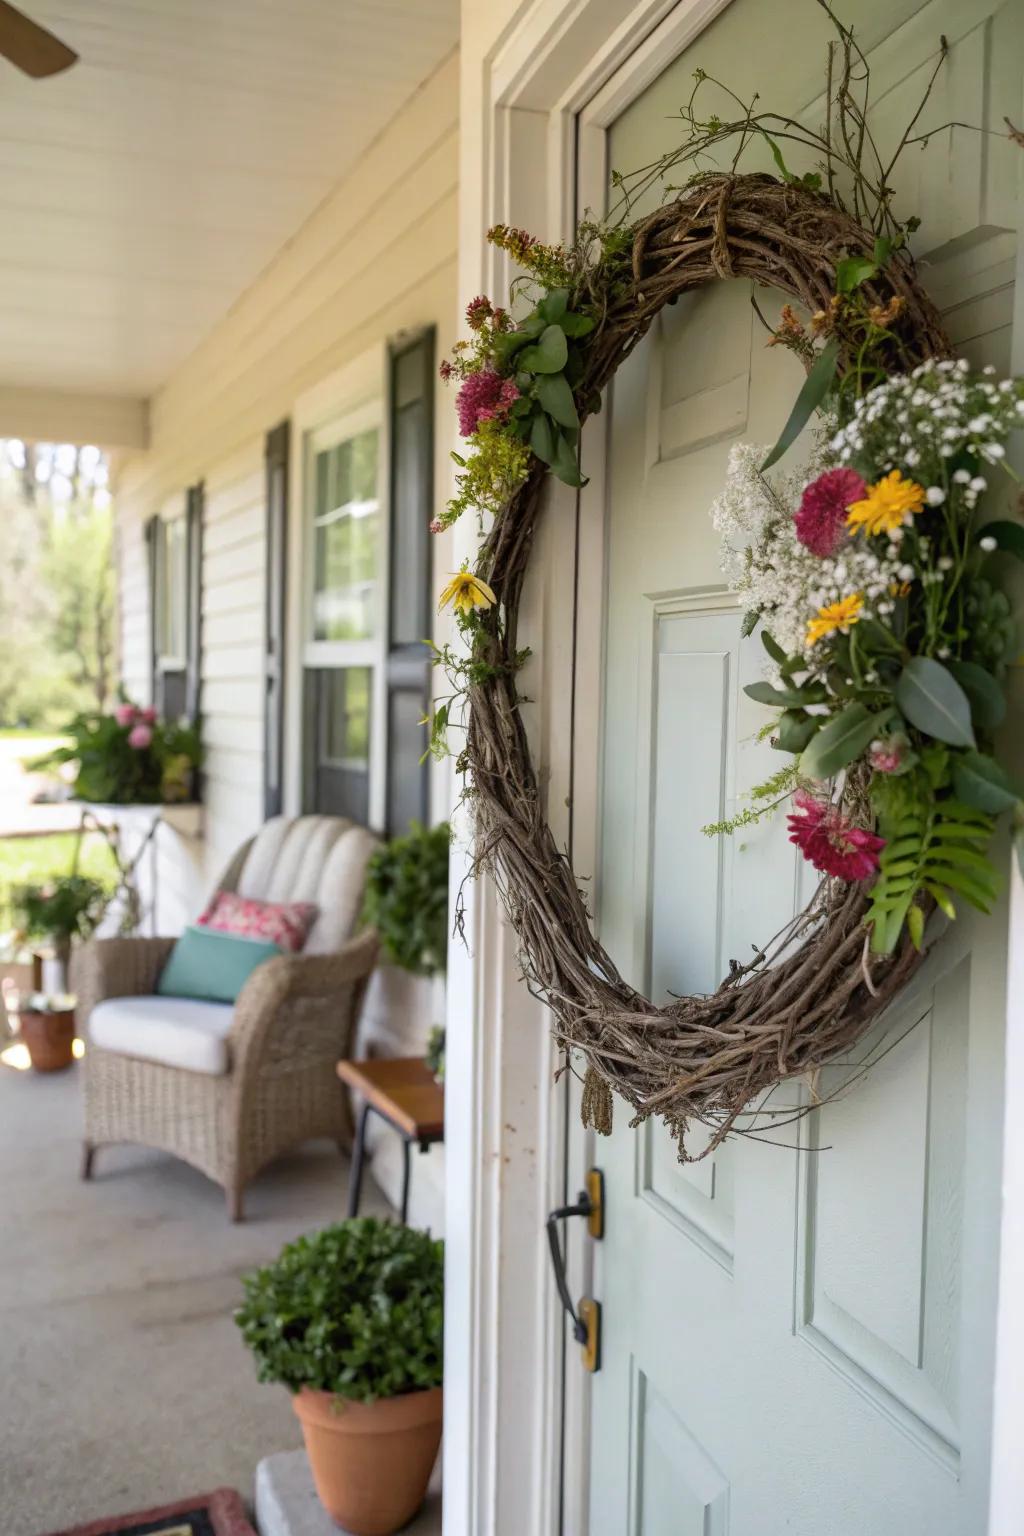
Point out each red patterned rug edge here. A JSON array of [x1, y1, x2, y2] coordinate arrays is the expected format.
[[35, 1486, 256, 1536]]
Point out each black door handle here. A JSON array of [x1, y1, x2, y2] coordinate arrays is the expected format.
[[546, 1168, 604, 1346]]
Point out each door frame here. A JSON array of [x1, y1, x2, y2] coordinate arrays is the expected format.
[[446, 2, 1024, 1534]]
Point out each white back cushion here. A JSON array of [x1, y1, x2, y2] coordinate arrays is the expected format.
[[233, 815, 378, 954]]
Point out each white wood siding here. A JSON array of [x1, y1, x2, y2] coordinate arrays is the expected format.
[[115, 49, 458, 908], [110, 54, 459, 1225]]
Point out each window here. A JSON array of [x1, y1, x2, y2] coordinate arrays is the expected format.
[[148, 484, 202, 725], [301, 402, 383, 825], [155, 515, 187, 666], [300, 330, 434, 833]]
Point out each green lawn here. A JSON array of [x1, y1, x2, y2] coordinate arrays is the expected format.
[[0, 833, 119, 935]]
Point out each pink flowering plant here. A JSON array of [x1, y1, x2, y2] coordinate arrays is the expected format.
[[32, 698, 201, 806]]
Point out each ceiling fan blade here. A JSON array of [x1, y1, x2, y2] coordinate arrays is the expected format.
[[0, 1, 77, 78]]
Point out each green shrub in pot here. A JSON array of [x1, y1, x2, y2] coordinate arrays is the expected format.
[[361, 820, 449, 977], [235, 1218, 444, 1534]]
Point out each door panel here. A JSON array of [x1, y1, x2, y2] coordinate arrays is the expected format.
[[586, 1, 1018, 1531]]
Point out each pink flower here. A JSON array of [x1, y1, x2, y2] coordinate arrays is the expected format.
[[128, 723, 153, 750], [456, 368, 520, 436], [869, 746, 901, 774], [466, 295, 493, 331], [139, 706, 158, 725], [429, 518, 443, 534], [787, 790, 885, 881], [114, 703, 137, 728], [795, 468, 867, 557]]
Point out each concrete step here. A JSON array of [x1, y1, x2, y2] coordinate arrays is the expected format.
[[255, 1449, 442, 1536]]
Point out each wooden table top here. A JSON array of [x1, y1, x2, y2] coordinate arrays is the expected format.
[[336, 1056, 445, 1141]]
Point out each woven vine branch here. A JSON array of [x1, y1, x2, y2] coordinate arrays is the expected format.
[[463, 173, 952, 1153]]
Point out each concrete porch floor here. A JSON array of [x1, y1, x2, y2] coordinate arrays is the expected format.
[[0, 1050, 395, 1536]]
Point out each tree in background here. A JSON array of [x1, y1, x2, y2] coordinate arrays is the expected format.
[[0, 441, 116, 728]]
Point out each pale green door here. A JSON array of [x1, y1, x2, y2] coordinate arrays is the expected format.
[[589, 2, 1021, 1531]]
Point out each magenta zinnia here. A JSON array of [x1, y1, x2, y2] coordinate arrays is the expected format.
[[456, 369, 520, 437], [794, 468, 866, 557], [787, 791, 885, 881]]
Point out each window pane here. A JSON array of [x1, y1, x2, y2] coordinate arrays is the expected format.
[[321, 667, 371, 768], [387, 686, 428, 837], [158, 516, 187, 661], [312, 426, 379, 640]]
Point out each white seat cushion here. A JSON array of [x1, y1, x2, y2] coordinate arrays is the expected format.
[[89, 995, 235, 1077]]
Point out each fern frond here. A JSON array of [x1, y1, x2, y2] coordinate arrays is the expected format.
[[867, 798, 996, 954]]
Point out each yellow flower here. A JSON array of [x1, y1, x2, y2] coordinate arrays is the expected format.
[[846, 469, 925, 537], [439, 571, 497, 615], [806, 592, 864, 647]]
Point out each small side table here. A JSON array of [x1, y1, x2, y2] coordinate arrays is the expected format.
[[337, 1056, 444, 1224]]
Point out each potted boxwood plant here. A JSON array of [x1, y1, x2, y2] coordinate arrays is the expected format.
[[235, 1218, 443, 1536]]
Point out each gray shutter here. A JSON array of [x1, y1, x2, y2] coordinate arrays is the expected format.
[[263, 423, 289, 819], [184, 481, 204, 725], [385, 327, 435, 837], [144, 513, 159, 707]]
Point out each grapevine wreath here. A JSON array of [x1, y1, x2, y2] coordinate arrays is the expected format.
[[430, 13, 1024, 1154]]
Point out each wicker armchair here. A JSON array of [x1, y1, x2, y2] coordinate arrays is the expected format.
[[73, 815, 380, 1220]]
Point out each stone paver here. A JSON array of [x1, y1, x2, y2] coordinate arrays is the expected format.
[[255, 1449, 441, 1536]]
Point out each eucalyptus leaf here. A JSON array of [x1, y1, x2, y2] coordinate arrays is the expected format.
[[741, 609, 759, 638], [799, 702, 887, 780], [518, 324, 568, 374], [537, 371, 579, 429], [551, 431, 584, 488], [539, 288, 569, 323], [951, 751, 1020, 814], [744, 679, 827, 708], [774, 709, 819, 754], [560, 312, 596, 338], [530, 412, 556, 465], [895, 657, 975, 748], [492, 330, 532, 367], [760, 338, 840, 471], [761, 630, 788, 666], [946, 659, 1006, 731], [836, 254, 878, 293]]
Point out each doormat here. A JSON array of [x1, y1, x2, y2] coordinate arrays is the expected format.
[[35, 1487, 256, 1536]]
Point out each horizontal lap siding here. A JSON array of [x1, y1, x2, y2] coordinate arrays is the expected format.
[[200, 453, 266, 871], [112, 49, 459, 1003]]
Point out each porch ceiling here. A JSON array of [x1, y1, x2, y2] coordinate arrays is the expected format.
[[0, 0, 458, 407]]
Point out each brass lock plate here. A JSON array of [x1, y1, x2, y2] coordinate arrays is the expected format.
[[579, 1296, 601, 1372]]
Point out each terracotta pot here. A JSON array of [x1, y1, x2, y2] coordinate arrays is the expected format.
[[292, 1385, 442, 1535], [19, 1008, 76, 1072]]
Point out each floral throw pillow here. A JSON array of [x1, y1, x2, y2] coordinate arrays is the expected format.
[[198, 891, 318, 953]]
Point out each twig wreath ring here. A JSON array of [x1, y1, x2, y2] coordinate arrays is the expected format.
[[430, 19, 1024, 1155]]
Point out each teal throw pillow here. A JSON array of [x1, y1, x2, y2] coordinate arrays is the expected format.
[[157, 925, 282, 1005]]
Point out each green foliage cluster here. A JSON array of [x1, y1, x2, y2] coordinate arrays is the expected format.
[[12, 873, 108, 946], [485, 285, 595, 490], [361, 821, 450, 976], [234, 1219, 444, 1404], [33, 706, 201, 806]]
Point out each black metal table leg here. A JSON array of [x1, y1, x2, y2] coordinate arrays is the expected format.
[[399, 1135, 412, 1225], [347, 1102, 372, 1218]]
